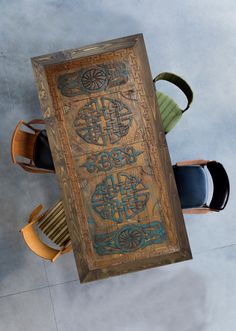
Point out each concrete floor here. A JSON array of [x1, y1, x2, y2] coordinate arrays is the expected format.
[[0, 1, 236, 330]]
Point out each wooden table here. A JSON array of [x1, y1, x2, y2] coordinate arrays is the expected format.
[[32, 34, 192, 283]]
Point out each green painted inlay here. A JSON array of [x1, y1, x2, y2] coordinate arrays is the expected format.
[[93, 221, 166, 255], [82, 146, 143, 173], [58, 62, 128, 97], [92, 172, 149, 223]]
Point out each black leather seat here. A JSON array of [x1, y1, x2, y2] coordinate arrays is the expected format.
[[34, 130, 55, 171], [173, 165, 207, 209]]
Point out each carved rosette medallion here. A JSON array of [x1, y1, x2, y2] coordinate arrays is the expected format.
[[94, 221, 167, 255], [57, 62, 128, 96], [81, 68, 108, 91], [117, 227, 143, 250]]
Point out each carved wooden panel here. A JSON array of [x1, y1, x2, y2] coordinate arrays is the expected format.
[[32, 34, 192, 282]]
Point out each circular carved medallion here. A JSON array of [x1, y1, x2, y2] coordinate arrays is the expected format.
[[117, 227, 143, 251], [81, 68, 107, 91], [92, 173, 149, 222], [74, 97, 132, 146]]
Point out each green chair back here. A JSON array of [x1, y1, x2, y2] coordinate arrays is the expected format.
[[153, 72, 193, 133]]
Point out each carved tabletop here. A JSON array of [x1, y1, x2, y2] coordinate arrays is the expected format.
[[32, 34, 192, 283]]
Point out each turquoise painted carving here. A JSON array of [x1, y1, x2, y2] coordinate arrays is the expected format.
[[94, 221, 166, 255], [92, 172, 149, 223], [57, 62, 128, 96], [82, 146, 143, 173], [74, 97, 132, 146]]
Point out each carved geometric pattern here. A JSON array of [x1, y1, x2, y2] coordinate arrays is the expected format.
[[57, 62, 128, 97], [93, 221, 166, 255], [91, 172, 149, 223], [74, 97, 132, 146], [32, 35, 192, 282], [81, 146, 143, 173]]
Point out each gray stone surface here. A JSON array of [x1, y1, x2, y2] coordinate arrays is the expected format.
[[50, 246, 236, 331], [0, 0, 236, 330], [0, 288, 57, 331], [0, 232, 48, 297]]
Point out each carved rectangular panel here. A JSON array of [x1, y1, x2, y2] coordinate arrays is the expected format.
[[32, 34, 192, 282]]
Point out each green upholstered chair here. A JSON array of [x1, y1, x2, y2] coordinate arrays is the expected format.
[[153, 72, 193, 134]]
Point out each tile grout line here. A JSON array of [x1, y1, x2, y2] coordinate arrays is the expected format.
[[0, 278, 78, 300], [42, 261, 60, 331], [0, 284, 50, 300], [1, 242, 236, 301], [194, 242, 236, 255]]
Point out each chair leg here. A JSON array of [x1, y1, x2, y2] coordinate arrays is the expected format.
[[62, 242, 73, 254], [51, 250, 62, 262]]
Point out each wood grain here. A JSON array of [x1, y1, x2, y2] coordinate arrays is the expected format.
[[31, 34, 192, 283]]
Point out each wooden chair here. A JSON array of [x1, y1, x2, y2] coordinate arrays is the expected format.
[[153, 72, 193, 134], [11, 119, 55, 173], [20, 201, 72, 262], [173, 159, 230, 214]]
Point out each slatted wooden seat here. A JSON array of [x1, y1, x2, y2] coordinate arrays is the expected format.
[[38, 201, 70, 247], [20, 201, 72, 262]]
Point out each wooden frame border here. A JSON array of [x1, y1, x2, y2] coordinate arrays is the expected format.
[[31, 34, 192, 282]]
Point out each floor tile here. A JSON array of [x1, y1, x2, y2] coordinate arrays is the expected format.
[[43, 253, 78, 286], [25, 172, 60, 211], [50, 246, 236, 331], [0, 54, 60, 234], [0, 232, 48, 297], [0, 170, 31, 235], [2, 55, 42, 120], [0, 288, 57, 331], [0, 56, 14, 162], [0, 1, 139, 58], [0, 166, 59, 235]]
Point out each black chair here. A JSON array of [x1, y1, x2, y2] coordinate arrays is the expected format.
[[173, 159, 230, 214], [11, 119, 55, 173], [34, 129, 55, 171]]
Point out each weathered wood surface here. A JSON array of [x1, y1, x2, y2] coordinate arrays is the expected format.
[[31, 34, 192, 282]]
